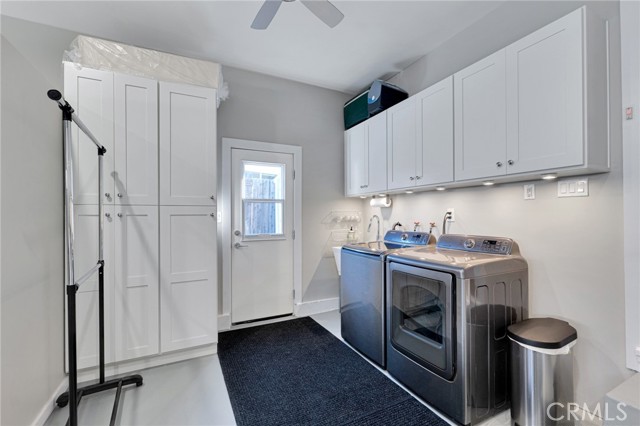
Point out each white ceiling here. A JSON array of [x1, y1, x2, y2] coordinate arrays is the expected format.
[[0, 1, 504, 94]]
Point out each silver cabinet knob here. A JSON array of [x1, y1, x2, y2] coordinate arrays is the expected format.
[[496, 162, 503, 167], [409, 176, 415, 181], [210, 213, 216, 217], [234, 242, 249, 249], [105, 193, 111, 199], [210, 195, 216, 201], [508, 160, 514, 165], [117, 193, 123, 198], [117, 213, 122, 218], [416, 176, 422, 180], [105, 213, 111, 218]]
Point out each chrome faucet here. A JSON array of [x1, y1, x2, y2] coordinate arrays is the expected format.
[[368, 215, 381, 241]]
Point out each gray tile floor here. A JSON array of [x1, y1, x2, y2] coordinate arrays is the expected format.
[[45, 310, 510, 426]]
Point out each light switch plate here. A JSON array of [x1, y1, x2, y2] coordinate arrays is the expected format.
[[523, 184, 535, 200], [557, 178, 589, 197]]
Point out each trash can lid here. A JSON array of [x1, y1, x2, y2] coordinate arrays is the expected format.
[[507, 317, 577, 349]]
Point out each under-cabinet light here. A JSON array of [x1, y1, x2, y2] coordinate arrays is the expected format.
[[482, 181, 495, 186], [541, 173, 558, 180]]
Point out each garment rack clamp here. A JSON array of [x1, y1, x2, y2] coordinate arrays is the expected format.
[[47, 89, 143, 426]]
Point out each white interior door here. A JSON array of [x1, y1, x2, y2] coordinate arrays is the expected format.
[[231, 148, 294, 324]]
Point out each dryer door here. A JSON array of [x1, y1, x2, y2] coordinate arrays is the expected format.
[[388, 262, 455, 380]]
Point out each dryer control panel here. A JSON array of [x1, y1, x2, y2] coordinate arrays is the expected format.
[[437, 234, 515, 255]]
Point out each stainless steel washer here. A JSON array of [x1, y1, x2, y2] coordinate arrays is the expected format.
[[340, 230, 434, 368], [386, 234, 529, 426]]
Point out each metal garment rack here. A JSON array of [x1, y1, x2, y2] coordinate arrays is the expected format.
[[48, 89, 143, 426]]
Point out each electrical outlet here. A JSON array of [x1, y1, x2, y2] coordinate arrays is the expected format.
[[524, 184, 535, 200], [446, 208, 455, 222]]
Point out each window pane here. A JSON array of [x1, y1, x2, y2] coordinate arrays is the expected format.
[[242, 162, 284, 200], [243, 200, 284, 237]]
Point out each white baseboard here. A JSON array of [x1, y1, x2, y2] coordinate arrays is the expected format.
[[294, 297, 339, 317], [75, 344, 217, 383], [31, 378, 67, 426], [218, 313, 231, 331]]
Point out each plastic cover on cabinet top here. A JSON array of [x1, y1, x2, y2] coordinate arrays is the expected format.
[[63, 35, 229, 106]]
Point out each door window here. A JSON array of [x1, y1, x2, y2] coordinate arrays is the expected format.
[[241, 161, 285, 239]]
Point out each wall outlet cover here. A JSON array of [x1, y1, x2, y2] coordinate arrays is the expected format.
[[524, 184, 535, 200]]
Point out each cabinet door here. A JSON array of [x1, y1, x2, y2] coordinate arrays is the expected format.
[[114, 205, 159, 361], [64, 63, 114, 204], [366, 112, 388, 193], [159, 83, 217, 206], [454, 50, 507, 181], [387, 97, 418, 190], [416, 76, 454, 186], [160, 206, 217, 352], [506, 8, 584, 174], [344, 122, 367, 196], [66, 205, 114, 370], [114, 74, 158, 205]]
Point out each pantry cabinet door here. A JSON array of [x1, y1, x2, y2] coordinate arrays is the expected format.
[[506, 8, 584, 174], [159, 83, 217, 206], [66, 205, 114, 370], [387, 97, 418, 190], [64, 63, 114, 204], [454, 50, 507, 181], [160, 206, 217, 352], [114, 205, 159, 361], [114, 74, 158, 205], [416, 76, 454, 186]]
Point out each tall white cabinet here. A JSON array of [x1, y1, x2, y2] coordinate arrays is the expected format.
[[64, 63, 218, 370]]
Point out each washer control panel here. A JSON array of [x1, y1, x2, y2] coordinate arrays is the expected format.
[[437, 234, 514, 255]]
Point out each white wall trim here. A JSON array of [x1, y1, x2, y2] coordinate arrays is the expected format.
[[621, 0, 640, 373], [31, 378, 68, 426], [218, 313, 231, 331], [294, 297, 339, 317], [220, 138, 303, 325]]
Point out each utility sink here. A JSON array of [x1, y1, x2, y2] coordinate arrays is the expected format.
[[332, 246, 342, 275]]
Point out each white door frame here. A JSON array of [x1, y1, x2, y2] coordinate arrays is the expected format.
[[220, 138, 302, 328]]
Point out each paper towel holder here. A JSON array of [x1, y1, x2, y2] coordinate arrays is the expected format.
[[370, 195, 392, 208]]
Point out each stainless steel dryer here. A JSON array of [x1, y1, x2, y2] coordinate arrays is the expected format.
[[340, 230, 435, 368], [385, 234, 528, 426]]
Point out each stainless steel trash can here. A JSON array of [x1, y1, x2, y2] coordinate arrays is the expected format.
[[508, 318, 578, 426]]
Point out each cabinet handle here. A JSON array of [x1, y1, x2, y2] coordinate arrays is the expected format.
[[105, 193, 111, 199], [508, 160, 514, 166], [117, 193, 123, 198], [210, 213, 216, 218], [416, 176, 422, 180], [409, 177, 415, 181], [210, 195, 216, 201], [496, 162, 503, 167], [105, 213, 111, 218], [117, 213, 122, 218]]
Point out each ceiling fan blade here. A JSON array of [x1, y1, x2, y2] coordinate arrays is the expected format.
[[300, 0, 344, 28], [251, 0, 282, 30]]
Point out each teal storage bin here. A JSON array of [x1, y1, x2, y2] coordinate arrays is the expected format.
[[344, 90, 369, 130]]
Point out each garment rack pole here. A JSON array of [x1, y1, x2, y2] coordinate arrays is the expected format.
[[48, 89, 143, 426]]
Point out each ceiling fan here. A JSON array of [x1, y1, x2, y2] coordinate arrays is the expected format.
[[251, 0, 344, 30]]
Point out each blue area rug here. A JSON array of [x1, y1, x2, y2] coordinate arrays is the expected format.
[[218, 317, 448, 426]]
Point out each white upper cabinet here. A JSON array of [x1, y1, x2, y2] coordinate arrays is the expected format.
[[505, 7, 607, 175], [159, 82, 217, 206], [64, 64, 114, 204], [345, 112, 387, 196], [387, 97, 418, 190], [416, 76, 454, 186], [454, 50, 507, 181], [114, 74, 159, 205]]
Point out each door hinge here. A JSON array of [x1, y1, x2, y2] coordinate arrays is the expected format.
[[292, 230, 295, 240]]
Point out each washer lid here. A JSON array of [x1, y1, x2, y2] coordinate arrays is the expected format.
[[507, 318, 577, 349]]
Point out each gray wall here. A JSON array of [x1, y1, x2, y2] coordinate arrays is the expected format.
[[1, 16, 77, 426], [364, 0, 630, 410], [217, 66, 358, 304]]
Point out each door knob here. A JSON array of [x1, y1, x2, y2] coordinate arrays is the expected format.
[[234, 230, 241, 236], [234, 242, 249, 249]]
